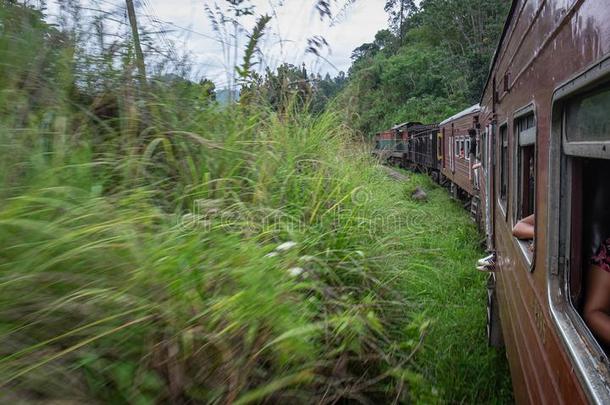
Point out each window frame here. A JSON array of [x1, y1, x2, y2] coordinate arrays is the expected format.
[[497, 122, 509, 219], [465, 138, 471, 161], [460, 138, 465, 159], [547, 55, 610, 405], [437, 132, 443, 161], [474, 131, 482, 162], [563, 92, 610, 159], [512, 104, 537, 269]]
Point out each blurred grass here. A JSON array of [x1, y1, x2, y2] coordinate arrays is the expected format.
[[0, 2, 511, 403]]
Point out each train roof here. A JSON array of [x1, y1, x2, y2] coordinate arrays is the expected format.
[[439, 104, 480, 126], [391, 121, 422, 130], [480, 0, 519, 104]]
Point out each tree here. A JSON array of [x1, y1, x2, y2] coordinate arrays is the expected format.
[[337, 0, 510, 135], [384, 0, 417, 45], [125, 0, 146, 89], [373, 29, 397, 52], [350, 42, 379, 62]]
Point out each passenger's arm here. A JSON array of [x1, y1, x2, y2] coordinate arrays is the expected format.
[[583, 264, 610, 347], [512, 214, 535, 240]]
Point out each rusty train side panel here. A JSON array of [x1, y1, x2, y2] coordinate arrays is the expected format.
[[480, 0, 610, 403], [370, 0, 610, 402], [439, 105, 480, 197]]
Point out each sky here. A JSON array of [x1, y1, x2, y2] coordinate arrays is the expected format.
[[144, 0, 389, 88], [44, 0, 390, 89]]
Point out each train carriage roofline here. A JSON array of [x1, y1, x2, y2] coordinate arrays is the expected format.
[[479, 0, 519, 104], [391, 121, 422, 131], [439, 104, 481, 126]]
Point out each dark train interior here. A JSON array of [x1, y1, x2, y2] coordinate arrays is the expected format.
[[569, 158, 610, 350]]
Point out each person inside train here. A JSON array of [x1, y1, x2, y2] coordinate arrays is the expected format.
[[583, 240, 610, 348], [512, 214, 534, 240], [580, 159, 610, 348], [475, 214, 535, 272]]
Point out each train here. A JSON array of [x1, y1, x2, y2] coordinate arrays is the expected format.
[[372, 0, 610, 403]]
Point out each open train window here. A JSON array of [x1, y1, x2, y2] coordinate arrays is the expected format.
[[474, 133, 480, 161], [437, 133, 443, 160], [548, 59, 610, 404], [515, 112, 536, 219], [513, 109, 536, 265], [498, 123, 509, 214], [465, 138, 471, 160], [461, 138, 465, 158]]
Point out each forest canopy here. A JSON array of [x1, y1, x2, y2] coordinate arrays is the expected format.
[[336, 0, 511, 135]]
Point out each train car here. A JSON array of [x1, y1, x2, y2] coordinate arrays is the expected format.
[[438, 105, 484, 223], [387, 122, 409, 166], [439, 104, 480, 197], [371, 130, 394, 161], [406, 124, 441, 178], [371, 122, 421, 166], [479, 0, 610, 403]]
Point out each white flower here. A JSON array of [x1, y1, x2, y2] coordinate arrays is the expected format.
[[288, 267, 305, 277], [265, 251, 279, 258], [276, 241, 297, 252]]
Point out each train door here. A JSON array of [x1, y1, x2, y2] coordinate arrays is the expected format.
[[486, 123, 495, 249], [448, 135, 453, 172], [442, 128, 446, 169], [437, 131, 443, 169], [451, 123, 456, 173]]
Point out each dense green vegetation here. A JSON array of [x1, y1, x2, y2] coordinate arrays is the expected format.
[[0, 1, 511, 403], [338, 0, 511, 134]]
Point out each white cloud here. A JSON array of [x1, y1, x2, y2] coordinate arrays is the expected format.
[[145, 0, 388, 84], [44, 0, 389, 87]]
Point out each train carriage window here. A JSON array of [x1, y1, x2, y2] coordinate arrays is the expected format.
[[513, 112, 536, 264], [515, 113, 536, 221], [499, 124, 509, 213], [548, 67, 610, 395], [561, 87, 610, 318], [437, 133, 443, 160], [475, 135, 480, 161], [566, 87, 610, 143], [465, 138, 471, 160]]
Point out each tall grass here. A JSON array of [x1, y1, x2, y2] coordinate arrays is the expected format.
[[0, 3, 511, 403]]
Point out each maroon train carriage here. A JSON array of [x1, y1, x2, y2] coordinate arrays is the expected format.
[[479, 0, 610, 403], [371, 1, 610, 402], [405, 123, 441, 179], [439, 104, 480, 197], [438, 104, 484, 223]]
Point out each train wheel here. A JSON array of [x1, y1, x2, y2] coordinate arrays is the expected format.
[[486, 273, 504, 348]]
